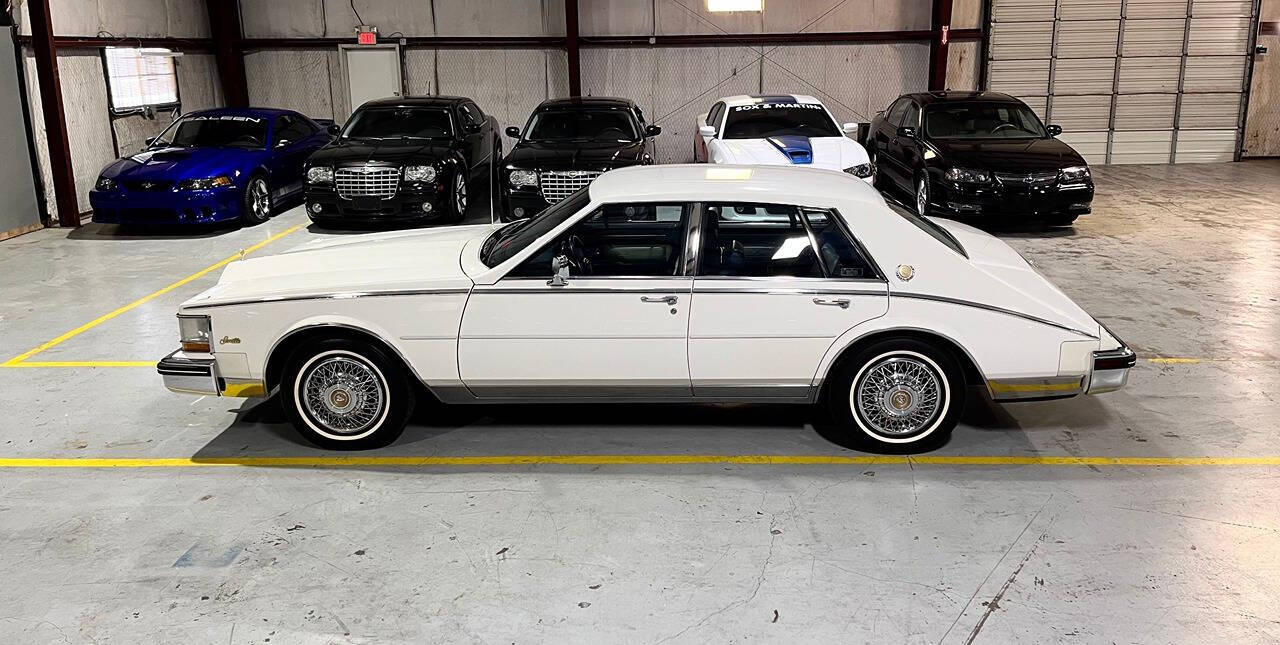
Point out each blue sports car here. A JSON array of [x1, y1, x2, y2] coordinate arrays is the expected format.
[[90, 108, 334, 226]]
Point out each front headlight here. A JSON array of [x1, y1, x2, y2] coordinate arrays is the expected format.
[[177, 176, 233, 190], [509, 169, 538, 188], [404, 165, 437, 182], [843, 163, 874, 179], [306, 166, 334, 184], [1060, 165, 1090, 183], [178, 315, 212, 353], [95, 177, 116, 191], [944, 167, 992, 183]]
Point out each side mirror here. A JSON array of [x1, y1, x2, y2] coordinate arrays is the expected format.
[[547, 255, 570, 287], [505, 126, 521, 138], [275, 138, 290, 148], [327, 124, 341, 136], [841, 122, 859, 135], [698, 125, 716, 137], [896, 126, 917, 139], [645, 124, 662, 137], [1047, 124, 1063, 136]]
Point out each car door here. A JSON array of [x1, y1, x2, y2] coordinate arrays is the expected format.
[[886, 100, 923, 190], [457, 102, 488, 180], [688, 203, 888, 399], [458, 201, 695, 399], [872, 98, 910, 189], [272, 115, 318, 196]]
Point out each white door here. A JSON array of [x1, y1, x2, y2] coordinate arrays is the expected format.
[[688, 203, 888, 398], [341, 45, 402, 111], [459, 202, 694, 399]]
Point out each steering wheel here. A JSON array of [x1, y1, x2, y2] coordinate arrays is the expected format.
[[559, 235, 593, 276], [597, 127, 627, 139], [991, 123, 1017, 133], [233, 134, 263, 146]]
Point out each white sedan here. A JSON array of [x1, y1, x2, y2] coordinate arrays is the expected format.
[[158, 165, 1133, 452], [694, 94, 874, 182]]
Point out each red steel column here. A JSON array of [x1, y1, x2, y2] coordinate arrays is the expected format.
[[205, 0, 249, 107], [26, 0, 80, 227], [566, 0, 581, 96], [929, 0, 954, 91]]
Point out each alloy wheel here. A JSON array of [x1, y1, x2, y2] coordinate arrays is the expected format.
[[454, 172, 467, 215], [250, 178, 270, 220], [916, 177, 929, 216]]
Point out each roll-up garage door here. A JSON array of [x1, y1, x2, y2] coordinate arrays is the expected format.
[[986, 0, 1257, 164]]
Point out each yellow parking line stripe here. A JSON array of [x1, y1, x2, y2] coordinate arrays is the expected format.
[[0, 455, 1278, 468], [2, 361, 154, 368], [1148, 357, 1205, 364], [2, 223, 304, 366]]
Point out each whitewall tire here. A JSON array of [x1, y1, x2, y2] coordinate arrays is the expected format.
[[282, 339, 413, 450]]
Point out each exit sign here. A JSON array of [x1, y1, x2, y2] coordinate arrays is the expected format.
[[356, 26, 377, 45]]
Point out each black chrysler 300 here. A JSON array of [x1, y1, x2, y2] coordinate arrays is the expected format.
[[304, 96, 499, 226], [866, 91, 1094, 225], [500, 97, 659, 221]]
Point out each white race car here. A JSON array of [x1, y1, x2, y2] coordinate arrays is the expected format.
[[695, 94, 874, 182]]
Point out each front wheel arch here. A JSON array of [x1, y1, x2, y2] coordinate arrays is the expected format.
[[264, 325, 432, 401]]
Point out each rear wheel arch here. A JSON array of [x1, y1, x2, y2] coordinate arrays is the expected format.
[[819, 328, 984, 402]]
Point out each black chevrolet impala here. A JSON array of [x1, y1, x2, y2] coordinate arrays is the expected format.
[[866, 91, 1094, 225], [500, 97, 659, 221], [304, 96, 499, 226]]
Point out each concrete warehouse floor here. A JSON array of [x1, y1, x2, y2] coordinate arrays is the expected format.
[[1, 163, 1279, 643]]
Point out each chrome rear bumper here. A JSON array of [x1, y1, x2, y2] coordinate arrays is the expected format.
[[1088, 346, 1136, 394], [157, 350, 219, 395]]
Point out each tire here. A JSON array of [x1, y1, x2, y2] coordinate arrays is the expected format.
[[281, 339, 414, 450], [915, 172, 931, 217], [825, 338, 964, 453], [242, 175, 272, 225], [1048, 214, 1078, 226], [446, 169, 468, 223]]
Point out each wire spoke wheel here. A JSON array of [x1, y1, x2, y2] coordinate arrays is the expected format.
[[852, 354, 944, 438], [300, 355, 386, 437]]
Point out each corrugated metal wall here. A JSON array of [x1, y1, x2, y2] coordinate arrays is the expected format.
[[986, 0, 1256, 164]]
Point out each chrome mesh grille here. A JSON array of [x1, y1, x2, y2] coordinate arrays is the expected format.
[[336, 167, 399, 199], [539, 170, 601, 203], [994, 170, 1059, 188]]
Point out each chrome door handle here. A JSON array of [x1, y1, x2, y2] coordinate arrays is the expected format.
[[641, 295, 678, 305], [812, 297, 850, 309]]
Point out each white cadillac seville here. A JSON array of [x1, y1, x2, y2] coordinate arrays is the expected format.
[[158, 165, 1134, 451], [694, 94, 875, 182]]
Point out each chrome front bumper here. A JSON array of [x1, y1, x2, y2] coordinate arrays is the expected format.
[[1088, 346, 1136, 394], [157, 350, 219, 395]]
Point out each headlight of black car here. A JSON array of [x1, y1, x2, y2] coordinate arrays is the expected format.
[[95, 177, 116, 191], [1060, 165, 1090, 183], [944, 167, 992, 183], [177, 176, 233, 190], [509, 169, 538, 189], [843, 163, 874, 179], [306, 166, 334, 184], [403, 165, 437, 182]]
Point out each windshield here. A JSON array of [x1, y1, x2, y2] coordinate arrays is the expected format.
[[722, 103, 840, 139], [925, 103, 1047, 139], [342, 107, 452, 140], [525, 108, 640, 142], [884, 200, 967, 258], [153, 115, 268, 149], [481, 189, 592, 268]]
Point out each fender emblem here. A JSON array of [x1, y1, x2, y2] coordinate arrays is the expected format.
[[220, 336, 241, 345], [896, 265, 915, 281]]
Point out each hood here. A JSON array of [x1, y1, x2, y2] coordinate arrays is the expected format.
[[714, 136, 868, 171], [922, 217, 1099, 335], [309, 138, 458, 166], [181, 225, 495, 309], [503, 139, 649, 170], [928, 137, 1085, 172], [100, 146, 261, 182]]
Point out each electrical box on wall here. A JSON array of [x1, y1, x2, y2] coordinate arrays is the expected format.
[[356, 25, 377, 45]]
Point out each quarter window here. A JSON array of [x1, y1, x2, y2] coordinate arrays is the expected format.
[[885, 98, 909, 127], [803, 209, 879, 279], [901, 101, 921, 128], [697, 203, 822, 278], [508, 203, 691, 278]]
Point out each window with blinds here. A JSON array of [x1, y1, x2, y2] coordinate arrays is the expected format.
[[104, 48, 179, 112]]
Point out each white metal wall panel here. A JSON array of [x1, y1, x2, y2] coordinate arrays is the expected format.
[[1187, 17, 1252, 55], [1183, 56, 1247, 92], [1191, 0, 1254, 16], [175, 53, 224, 113], [989, 59, 1051, 96], [992, 0, 1057, 22], [1178, 93, 1244, 129], [1109, 130, 1174, 163], [1052, 58, 1116, 95], [1057, 0, 1122, 20], [1057, 130, 1109, 163], [1121, 19, 1189, 57], [1055, 20, 1119, 58], [1114, 93, 1176, 129], [434, 49, 569, 149], [1174, 129, 1238, 162], [1049, 94, 1112, 130], [761, 43, 929, 123], [989, 21, 1055, 59], [1116, 56, 1181, 93], [244, 50, 341, 121], [1125, 0, 1189, 18]]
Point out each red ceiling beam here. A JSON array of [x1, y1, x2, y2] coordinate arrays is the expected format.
[[580, 28, 981, 48], [25, 0, 80, 227]]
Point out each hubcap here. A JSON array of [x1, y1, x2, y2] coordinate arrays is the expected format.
[[251, 180, 270, 218], [301, 356, 385, 435], [853, 355, 943, 437]]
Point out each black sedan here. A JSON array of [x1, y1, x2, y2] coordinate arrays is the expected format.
[[304, 96, 499, 226], [866, 91, 1093, 225], [500, 96, 659, 221]]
